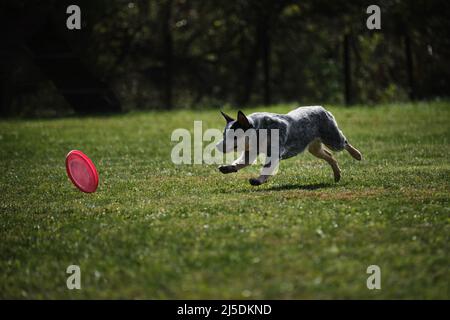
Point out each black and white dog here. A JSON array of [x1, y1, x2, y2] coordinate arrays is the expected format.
[[216, 106, 362, 186]]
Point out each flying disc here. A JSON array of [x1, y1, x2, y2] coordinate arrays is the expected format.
[[65, 150, 99, 193]]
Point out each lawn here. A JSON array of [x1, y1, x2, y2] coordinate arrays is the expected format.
[[0, 102, 449, 299]]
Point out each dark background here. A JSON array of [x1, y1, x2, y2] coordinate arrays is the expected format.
[[1, 0, 449, 117]]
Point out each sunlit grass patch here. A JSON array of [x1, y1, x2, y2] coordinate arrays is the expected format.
[[0, 102, 449, 299]]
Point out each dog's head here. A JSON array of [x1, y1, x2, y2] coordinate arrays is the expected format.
[[216, 110, 253, 153]]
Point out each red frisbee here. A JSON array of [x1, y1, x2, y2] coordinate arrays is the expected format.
[[65, 150, 99, 193]]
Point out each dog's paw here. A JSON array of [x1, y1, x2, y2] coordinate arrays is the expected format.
[[334, 173, 341, 183], [218, 165, 237, 174], [334, 169, 341, 183], [345, 144, 362, 161], [249, 178, 262, 186]]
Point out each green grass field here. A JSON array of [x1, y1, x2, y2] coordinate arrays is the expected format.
[[0, 102, 449, 299]]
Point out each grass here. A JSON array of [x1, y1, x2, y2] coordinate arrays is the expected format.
[[0, 102, 449, 299]]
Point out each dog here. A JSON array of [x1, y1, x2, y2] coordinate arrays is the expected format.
[[216, 106, 362, 186]]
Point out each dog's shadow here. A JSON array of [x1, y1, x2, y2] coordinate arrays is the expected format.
[[236, 182, 336, 193]]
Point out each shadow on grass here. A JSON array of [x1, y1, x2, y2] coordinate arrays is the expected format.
[[261, 182, 333, 191], [231, 181, 338, 193]]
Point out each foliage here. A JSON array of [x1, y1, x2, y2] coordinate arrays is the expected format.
[[2, 0, 450, 115]]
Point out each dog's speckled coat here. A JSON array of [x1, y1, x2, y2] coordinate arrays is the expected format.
[[247, 106, 347, 159], [217, 106, 362, 185]]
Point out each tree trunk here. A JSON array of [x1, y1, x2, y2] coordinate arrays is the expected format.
[[238, 28, 260, 106], [343, 33, 353, 106], [0, 75, 10, 117], [261, 19, 271, 105], [162, 0, 174, 109], [0, 49, 12, 117], [404, 34, 416, 100]]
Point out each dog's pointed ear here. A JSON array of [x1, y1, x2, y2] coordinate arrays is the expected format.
[[220, 111, 234, 123], [237, 110, 251, 129]]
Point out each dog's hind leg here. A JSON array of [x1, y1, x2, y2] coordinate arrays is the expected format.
[[344, 142, 362, 161], [320, 111, 362, 161], [308, 139, 341, 182]]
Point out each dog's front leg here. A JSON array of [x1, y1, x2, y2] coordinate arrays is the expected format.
[[249, 157, 279, 186], [218, 150, 256, 174]]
